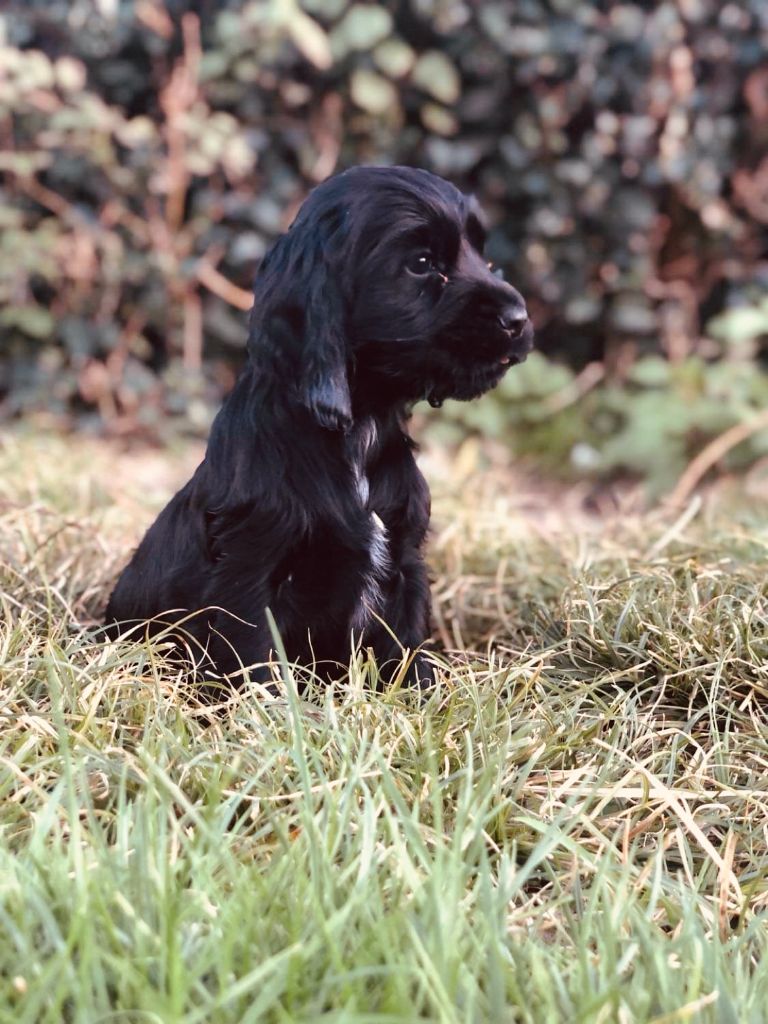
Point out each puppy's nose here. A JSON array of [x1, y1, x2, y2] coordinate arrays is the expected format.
[[497, 305, 529, 338]]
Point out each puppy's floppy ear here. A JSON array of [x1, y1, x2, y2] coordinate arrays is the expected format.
[[250, 205, 352, 433], [296, 237, 352, 432]]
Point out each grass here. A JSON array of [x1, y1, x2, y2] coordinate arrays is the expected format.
[[1, 430, 768, 1023]]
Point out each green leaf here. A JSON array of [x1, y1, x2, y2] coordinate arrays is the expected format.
[[412, 50, 461, 105], [707, 305, 768, 345], [373, 38, 416, 78], [627, 356, 670, 389], [287, 8, 332, 70], [420, 103, 458, 136], [0, 305, 56, 339], [350, 69, 398, 114], [332, 5, 393, 54]]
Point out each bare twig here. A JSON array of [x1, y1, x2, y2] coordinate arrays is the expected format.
[[542, 361, 605, 415], [136, 0, 174, 38], [645, 276, 699, 363], [183, 291, 203, 372], [196, 261, 252, 311], [645, 495, 702, 559], [14, 174, 73, 220], [668, 408, 768, 506], [160, 11, 200, 233]]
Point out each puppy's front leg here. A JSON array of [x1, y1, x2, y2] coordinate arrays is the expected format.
[[201, 581, 277, 688], [204, 520, 374, 686], [198, 505, 297, 687], [366, 549, 436, 689]]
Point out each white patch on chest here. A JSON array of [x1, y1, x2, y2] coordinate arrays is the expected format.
[[354, 466, 370, 506], [347, 420, 390, 630], [369, 511, 390, 576]]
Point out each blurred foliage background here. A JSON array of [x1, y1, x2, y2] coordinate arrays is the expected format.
[[1, 0, 767, 493]]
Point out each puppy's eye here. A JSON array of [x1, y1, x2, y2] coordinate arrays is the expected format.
[[405, 253, 435, 276]]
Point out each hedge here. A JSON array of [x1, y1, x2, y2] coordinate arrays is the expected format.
[[1, 0, 766, 455]]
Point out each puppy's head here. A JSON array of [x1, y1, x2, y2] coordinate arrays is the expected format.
[[250, 165, 534, 428]]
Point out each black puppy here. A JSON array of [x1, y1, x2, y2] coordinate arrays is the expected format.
[[105, 166, 533, 687]]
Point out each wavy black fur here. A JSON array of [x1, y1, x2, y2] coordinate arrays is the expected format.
[[105, 166, 534, 688]]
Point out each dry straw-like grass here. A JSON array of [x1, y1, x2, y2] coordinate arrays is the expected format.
[[1, 432, 767, 1023]]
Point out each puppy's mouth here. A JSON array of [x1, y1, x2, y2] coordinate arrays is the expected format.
[[456, 319, 536, 399], [485, 338, 532, 372], [497, 352, 526, 366], [494, 316, 534, 365], [431, 320, 534, 404]]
